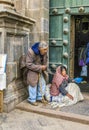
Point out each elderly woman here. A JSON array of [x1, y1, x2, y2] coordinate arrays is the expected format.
[[26, 41, 48, 106], [46, 66, 84, 107]]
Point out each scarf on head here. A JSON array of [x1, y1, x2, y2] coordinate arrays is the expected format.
[[31, 42, 43, 62], [52, 66, 69, 88], [31, 42, 40, 55]]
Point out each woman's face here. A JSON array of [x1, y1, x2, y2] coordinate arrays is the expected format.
[[61, 68, 66, 76]]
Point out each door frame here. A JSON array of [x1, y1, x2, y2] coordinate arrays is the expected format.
[[69, 16, 75, 78]]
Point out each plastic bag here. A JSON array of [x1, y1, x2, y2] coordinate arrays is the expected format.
[[80, 65, 87, 77], [74, 77, 83, 83], [79, 59, 85, 66]]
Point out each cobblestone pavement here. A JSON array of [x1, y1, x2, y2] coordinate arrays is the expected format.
[[0, 109, 89, 130]]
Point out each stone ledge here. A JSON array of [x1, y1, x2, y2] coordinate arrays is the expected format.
[[16, 100, 89, 125], [0, 10, 36, 26], [0, 0, 14, 6]]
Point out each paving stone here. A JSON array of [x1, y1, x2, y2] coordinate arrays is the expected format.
[[1, 109, 89, 130], [16, 92, 89, 125]]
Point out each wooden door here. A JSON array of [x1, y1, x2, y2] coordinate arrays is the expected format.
[[69, 16, 75, 78], [49, 0, 69, 81]]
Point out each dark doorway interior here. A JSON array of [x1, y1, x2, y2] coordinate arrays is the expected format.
[[74, 15, 89, 82]]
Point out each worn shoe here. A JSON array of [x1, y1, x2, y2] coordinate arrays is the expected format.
[[29, 102, 38, 106], [28, 101, 38, 106], [37, 99, 48, 104]]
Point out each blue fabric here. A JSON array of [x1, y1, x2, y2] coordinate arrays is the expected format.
[[36, 84, 44, 100], [86, 42, 89, 64], [31, 42, 40, 55], [50, 96, 52, 102], [86, 52, 89, 64], [27, 82, 46, 103], [86, 42, 89, 55], [27, 85, 37, 103], [74, 77, 83, 84], [86, 58, 89, 64]]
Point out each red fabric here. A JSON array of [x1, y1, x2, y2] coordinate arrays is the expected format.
[[50, 66, 69, 96]]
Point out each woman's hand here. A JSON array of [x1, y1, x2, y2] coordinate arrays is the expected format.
[[66, 93, 74, 100]]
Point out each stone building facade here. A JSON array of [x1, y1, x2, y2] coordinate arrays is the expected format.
[[14, 0, 49, 43], [0, 0, 49, 112]]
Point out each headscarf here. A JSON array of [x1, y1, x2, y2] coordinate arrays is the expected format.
[[52, 66, 69, 88], [31, 42, 40, 55], [31, 41, 48, 55]]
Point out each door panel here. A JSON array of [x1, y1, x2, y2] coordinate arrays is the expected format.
[[49, 1, 69, 81], [49, 15, 63, 39], [49, 46, 63, 63], [70, 16, 75, 78], [50, 0, 65, 7], [65, 0, 89, 7], [49, 14, 63, 73]]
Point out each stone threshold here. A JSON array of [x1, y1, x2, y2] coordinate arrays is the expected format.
[[16, 98, 89, 125]]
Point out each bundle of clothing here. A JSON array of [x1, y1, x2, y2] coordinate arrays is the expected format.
[[45, 66, 84, 108]]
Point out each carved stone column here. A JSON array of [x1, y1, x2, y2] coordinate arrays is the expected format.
[[0, 0, 35, 112]]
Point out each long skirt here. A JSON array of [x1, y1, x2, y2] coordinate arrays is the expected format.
[[45, 83, 84, 108]]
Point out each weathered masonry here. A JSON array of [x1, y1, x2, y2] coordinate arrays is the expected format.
[[0, 0, 35, 112], [49, 0, 89, 82], [0, 0, 49, 112], [0, 0, 89, 113]]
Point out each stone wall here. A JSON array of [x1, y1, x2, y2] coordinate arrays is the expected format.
[[0, 0, 49, 112], [0, 0, 35, 112], [14, 0, 49, 44]]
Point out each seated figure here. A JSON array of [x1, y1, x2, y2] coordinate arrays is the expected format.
[[45, 65, 84, 108]]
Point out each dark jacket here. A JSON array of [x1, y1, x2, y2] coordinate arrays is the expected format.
[[59, 78, 73, 95]]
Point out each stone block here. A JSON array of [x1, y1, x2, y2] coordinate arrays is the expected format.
[[3, 89, 28, 112], [0, 91, 3, 113], [3, 100, 15, 113], [41, 9, 49, 19], [40, 32, 49, 41], [41, 18, 49, 33], [27, 0, 40, 9], [14, 97, 19, 105], [25, 10, 41, 22], [43, 0, 49, 9], [3, 79, 28, 112], [5, 36, 14, 62], [6, 62, 17, 85], [41, 0, 49, 9], [31, 32, 40, 42], [0, 32, 4, 53]]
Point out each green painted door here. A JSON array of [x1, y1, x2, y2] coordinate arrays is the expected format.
[[49, 0, 89, 83], [49, 0, 70, 81]]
